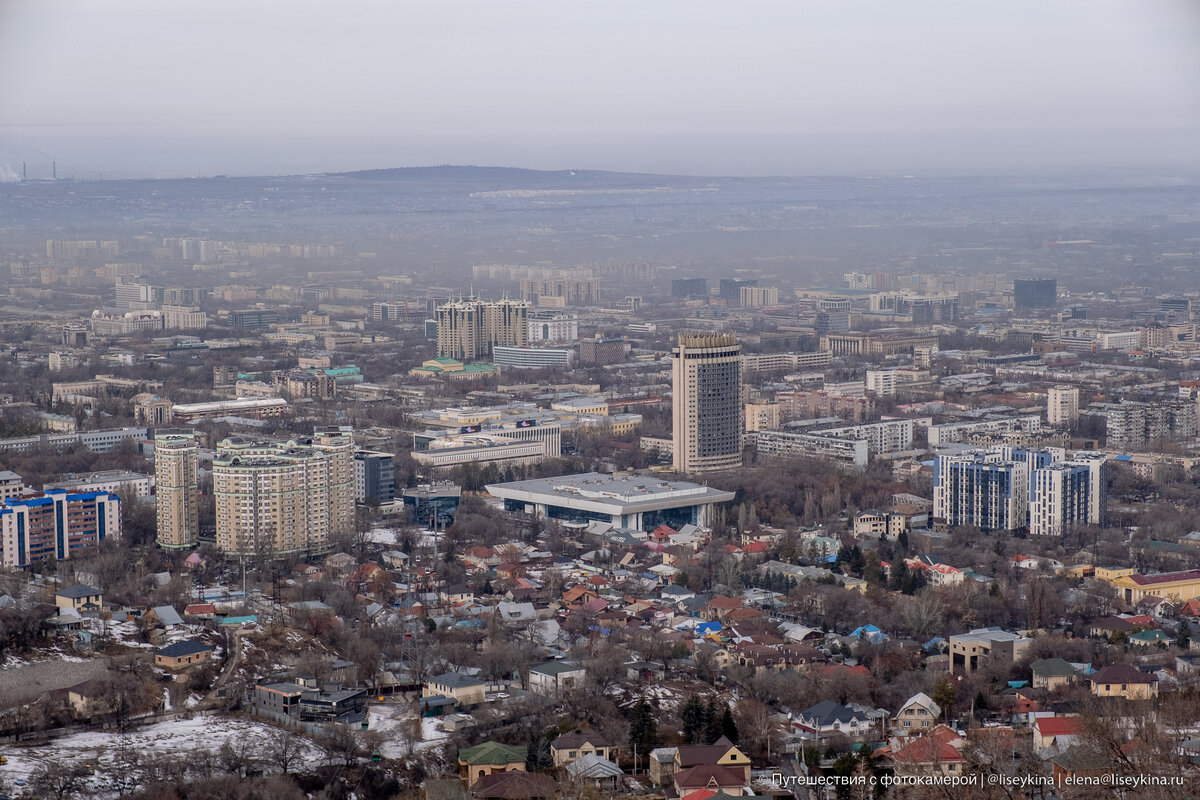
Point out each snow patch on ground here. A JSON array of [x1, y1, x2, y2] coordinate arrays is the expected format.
[[0, 715, 324, 790]]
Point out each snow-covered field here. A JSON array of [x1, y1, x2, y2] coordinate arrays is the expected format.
[[366, 703, 447, 758], [0, 715, 324, 792]]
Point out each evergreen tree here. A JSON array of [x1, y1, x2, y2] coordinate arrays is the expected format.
[[719, 706, 738, 743], [628, 700, 659, 768], [525, 733, 552, 771], [703, 699, 723, 743], [680, 696, 706, 743]]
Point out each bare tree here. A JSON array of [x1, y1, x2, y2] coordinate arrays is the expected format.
[[266, 726, 307, 775]]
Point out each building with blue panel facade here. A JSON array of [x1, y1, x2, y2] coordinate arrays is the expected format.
[[0, 489, 120, 567]]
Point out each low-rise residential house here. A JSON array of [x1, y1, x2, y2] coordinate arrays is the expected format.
[[1089, 664, 1159, 699], [154, 640, 213, 670], [1031, 658, 1079, 690], [55, 584, 103, 612], [673, 738, 751, 782], [528, 661, 585, 696], [147, 605, 184, 627], [424, 671, 487, 708], [793, 700, 882, 741], [1051, 746, 1114, 785], [564, 753, 622, 791], [457, 741, 527, 786], [249, 681, 368, 724], [551, 730, 615, 767], [673, 765, 746, 796], [471, 772, 556, 800], [892, 692, 941, 735], [1033, 716, 1081, 753], [1127, 629, 1170, 647], [948, 627, 1031, 674], [891, 726, 966, 777]]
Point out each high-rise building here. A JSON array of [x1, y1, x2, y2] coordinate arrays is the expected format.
[[0, 489, 120, 567], [865, 369, 897, 398], [435, 298, 529, 360], [1047, 386, 1080, 426], [671, 278, 707, 299], [744, 402, 780, 432], [212, 429, 354, 557], [672, 333, 742, 474], [1029, 456, 1107, 537], [155, 431, 200, 549], [355, 451, 396, 504], [1102, 399, 1197, 450], [739, 286, 780, 308], [720, 279, 757, 304], [933, 452, 1029, 531], [519, 269, 599, 306], [1013, 279, 1057, 310], [528, 311, 578, 342]]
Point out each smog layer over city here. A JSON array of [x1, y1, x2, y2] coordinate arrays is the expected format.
[[1, 2, 1199, 799]]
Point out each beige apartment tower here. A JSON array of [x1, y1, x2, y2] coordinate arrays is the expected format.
[[672, 333, 743, 474], [155, 431, 200, 549], [436, 298, 529, 360], [212, 429, 354, 557], [1047, 386, 1079, 426]]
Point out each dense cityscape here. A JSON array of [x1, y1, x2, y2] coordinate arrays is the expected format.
[[0, 165, 1197, 800]]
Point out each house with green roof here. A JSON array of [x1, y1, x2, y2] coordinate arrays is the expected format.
[[1030, 658, 1079, 690], [457, 741, 528, 785]]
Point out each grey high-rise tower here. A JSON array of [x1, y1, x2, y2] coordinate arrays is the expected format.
[[672, 333, 742, 474]]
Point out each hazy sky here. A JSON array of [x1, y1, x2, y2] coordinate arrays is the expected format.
[[1, 0, 1198, 178]]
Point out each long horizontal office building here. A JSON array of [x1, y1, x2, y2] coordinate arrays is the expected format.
[[492, 345, 575, 369], [413, 437, 549, 471], [486, 472, 735, 531], [173, 398, 288, 422], [928, 415, 1042, 446], [0, 489, 121, 567], [753, 429, 869, 468], [45, 470, 153, 498], [0, 427, 148, 455], [741, 351, 833, 377]]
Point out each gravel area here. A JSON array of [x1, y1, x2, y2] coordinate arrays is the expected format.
[[0, 659, 114, 709]]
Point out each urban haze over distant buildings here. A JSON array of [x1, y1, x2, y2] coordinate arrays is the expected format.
[[1, 0, 1199, 179]]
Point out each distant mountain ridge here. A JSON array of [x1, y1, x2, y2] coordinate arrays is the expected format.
[[327, 164, 709, 189]]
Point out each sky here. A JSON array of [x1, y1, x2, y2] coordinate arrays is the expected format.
[[0, 0, 1198, 179]]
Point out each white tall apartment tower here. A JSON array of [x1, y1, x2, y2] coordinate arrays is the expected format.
[[1047, 386, 1079, 426], [672, 333, 742, 474]]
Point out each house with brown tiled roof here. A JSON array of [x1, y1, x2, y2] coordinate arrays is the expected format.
[[673, 737, 750, 782], [673, 765, 745, 796], [1089, 664, 1158, 700], [562, 586, 599, 609], [703, 596, 744, 622], [550, 729, 615, 767]]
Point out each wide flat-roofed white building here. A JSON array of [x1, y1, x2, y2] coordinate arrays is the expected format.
[[486, 472, 734, 531]]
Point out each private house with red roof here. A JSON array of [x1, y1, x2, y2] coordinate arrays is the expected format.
[[464, 546, 502, 571], [1033, 716, 1081, 753], [891, 726, 965, 777]]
